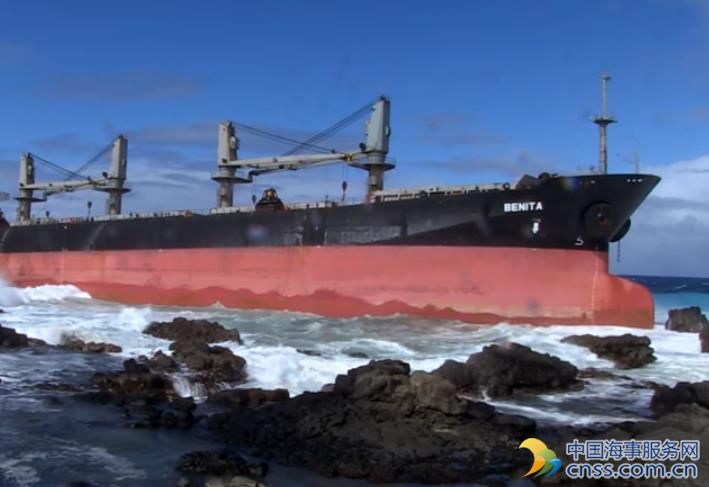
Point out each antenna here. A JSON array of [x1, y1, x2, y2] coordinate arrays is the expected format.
[[592, 74, 616, 175], [616, 151, 640, 174]]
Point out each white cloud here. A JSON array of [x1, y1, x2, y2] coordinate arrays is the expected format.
[[644, 155, 709, 206], [612, 154, 709, 277]]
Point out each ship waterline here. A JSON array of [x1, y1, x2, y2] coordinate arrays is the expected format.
[[0, 245, 654, 328]]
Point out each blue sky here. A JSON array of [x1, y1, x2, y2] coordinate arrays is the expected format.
[[1, 0, 708, 276]]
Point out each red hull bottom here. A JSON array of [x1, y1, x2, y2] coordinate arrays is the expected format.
[[0, 246, 654, 328]]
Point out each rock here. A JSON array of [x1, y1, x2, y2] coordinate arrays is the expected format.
[[409, 371, 466, 415], [88, 358, 198, 429], [176, 450, 267, 479], [665, 306, 709, 333], [431, 358, 476, 390], [0, 325, 46, 348], [332, 359, 410, 398], [205, 476, 269, 487], [491, 413, 536, 433], [296, 348, 322, 357], [208, 388, 289, 408], [144, 317, 242, 344], [463, 343, 580, 397], [578, 367, 628, 380], [545, 403, 709, 486], [561, 334, 656, 369], [220, 359, 533, 483], [91, 358, 175, 407], [465, 400, 496, 420], [123, 358, 151, 374], [346, 351, 368, 359], [206, 412, 231, 430], [650, 381, 709, 415], [92, 370, 173, 402], [60, 337, 122, 353], [136, 351, 180, 371], [170, 340, 247, 386]]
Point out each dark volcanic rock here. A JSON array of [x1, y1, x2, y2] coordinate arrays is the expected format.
[[441, 343, 581, 398], [546, 401, 709, 486], [542, 403, 709, 486], [333, 358, 410, 398], [91, 369, 174, 404], [665, 306, 709, 333], [431, 358, 476, 389], [220, 359, 533, 483], [146, 350, 180, 371], [144, 317, 242, 344], [346, 351, 369, 359], [170, 340, 247, 386], [87, 359, 198, 429], [561, 334, 656, 369], [577, 367, 626, 380], [209, 388, 289, 408], [650, 381, 709, 415], [176, 449, 266, 477], [296, 348, 322, 357], [0, 325, 46, 348], [61, 338, 122, 354]]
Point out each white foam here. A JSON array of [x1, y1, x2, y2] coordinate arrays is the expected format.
[[236, 344, 367, 393], [1, 275, 708, 424], [0, 453, 46, 487], [486, 401, 647, 426], [0, 279, 24, 307], [171, 375, 208, 400], [17, 284, 91, 303], [51, 440, 146, 482]]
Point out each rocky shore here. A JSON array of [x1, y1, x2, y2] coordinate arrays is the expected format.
[[2, 306, 709, 486]]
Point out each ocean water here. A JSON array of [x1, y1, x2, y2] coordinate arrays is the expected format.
[[0, 275, 708, 486]]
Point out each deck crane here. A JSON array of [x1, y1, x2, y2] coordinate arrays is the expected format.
[[212, 96, 394, 207], [16, 135, 129, 223]]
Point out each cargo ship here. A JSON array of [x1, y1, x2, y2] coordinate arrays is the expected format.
[[0, 78, 661, 328]]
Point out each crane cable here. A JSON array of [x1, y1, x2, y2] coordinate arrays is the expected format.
[[64, 142, 114, 181], [30, 153, 85, 180], [232, 122, 334, 154], [281, 98, 378, 156], [30, 140, 114, 182], [230, 98, 379, 156]]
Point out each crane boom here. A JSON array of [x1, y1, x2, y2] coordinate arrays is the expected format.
[[15, 135, 129, 223], [212, 96, 393, 206], [25, 178, 109, 196], [225, 150, 365, 171]]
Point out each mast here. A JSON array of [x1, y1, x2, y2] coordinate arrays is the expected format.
[[592, 74, 616, 174], [96, 135, 130, 215], [350, 97, 394, 199], [212, 121, 251, 208], [16, 154, 43, 223]]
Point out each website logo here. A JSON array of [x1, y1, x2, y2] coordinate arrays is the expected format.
[[520, 438, 563, 478]]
